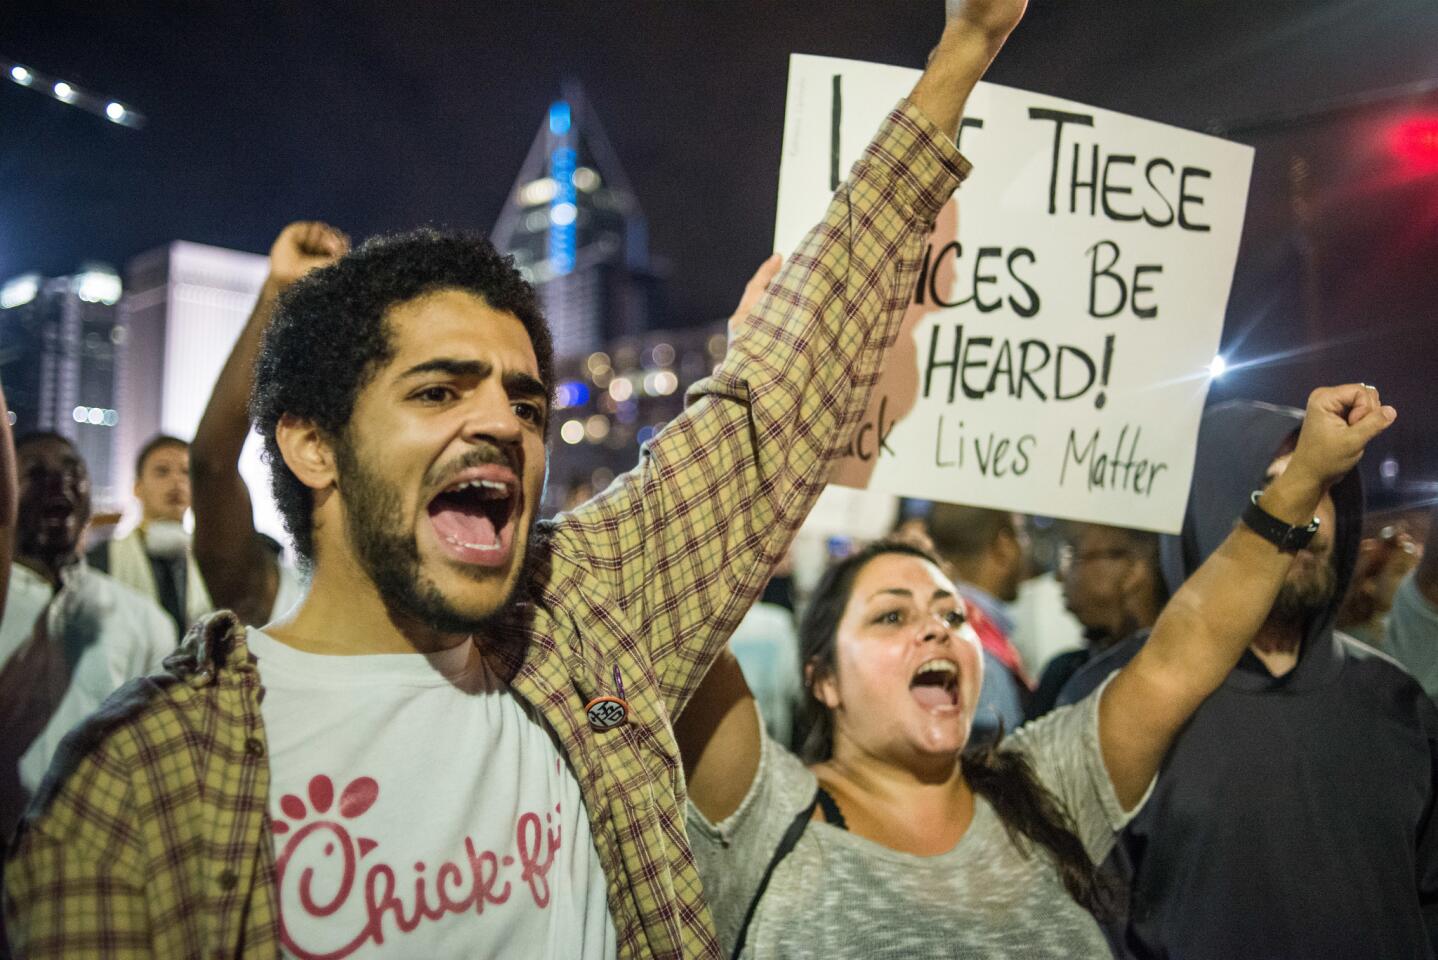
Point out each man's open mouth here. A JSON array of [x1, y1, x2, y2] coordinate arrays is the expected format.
[[38, 498, 76, 527], [425, 466, 520, 569], [909, 657, 960, 711]]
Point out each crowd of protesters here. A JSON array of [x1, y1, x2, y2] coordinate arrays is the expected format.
[[2, 0, 1437, 957]]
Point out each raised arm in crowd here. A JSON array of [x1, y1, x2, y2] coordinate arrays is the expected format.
[[190, 221, 348, 626], [3, 2, 1019, 956]]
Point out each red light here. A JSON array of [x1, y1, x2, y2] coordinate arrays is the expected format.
[[1390, 117, 1438, 169]]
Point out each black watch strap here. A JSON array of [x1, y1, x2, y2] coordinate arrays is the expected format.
[[1241, 490, 1320, 552]]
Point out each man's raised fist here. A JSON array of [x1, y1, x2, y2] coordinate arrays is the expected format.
[[1289, 383, 1398, 492], [269, 221, 350, 289]]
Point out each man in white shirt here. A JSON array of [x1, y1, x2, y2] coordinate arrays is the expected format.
[[0, 432, 173, 839], [6, 2, 1032, 952], [88, 434, 214, 635], [200, 222, 618, 958]]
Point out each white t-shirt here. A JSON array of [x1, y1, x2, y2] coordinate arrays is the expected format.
[[247, 629, 616, 960], [4, 562, 176, 792]]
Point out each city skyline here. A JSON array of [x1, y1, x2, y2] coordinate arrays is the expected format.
[[3, 0, 1436, 499]]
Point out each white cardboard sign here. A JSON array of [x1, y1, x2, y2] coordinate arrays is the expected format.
[[775, 55, 1254, 533]]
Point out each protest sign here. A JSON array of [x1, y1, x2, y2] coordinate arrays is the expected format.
[[774, 56, 1254, 533]]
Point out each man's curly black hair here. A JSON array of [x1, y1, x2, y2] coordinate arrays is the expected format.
[[250, 228, 554, 566]]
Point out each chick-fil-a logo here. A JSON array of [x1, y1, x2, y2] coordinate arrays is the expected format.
[[272, 774, 562, 960]]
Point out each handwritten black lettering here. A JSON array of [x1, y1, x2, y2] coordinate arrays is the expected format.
[[1031, 106, 1212, 233], [973, 247, 1004, 313], [933, 416, 1035, 478], [1007, 249, 1040, 317], [1017, 340, 1051, 401], [1086, 240, 1164, 320], [923, 324, 1114, 407], [956, 117, 984, 153], [1071, 142, 1100, 217], [1132, 264, 1163, 320], [1178, 166, 1212, 232], [842, 395, 898, 461], [1101, 154, 1141, 222], [1030, 107, 1096, 216], [914, 242, 1042, 317], [1143, 158, 1176, 227], [1054, 345, 1096, 401], [1087, 240, 1126, 319], [1060, 424, 1170, 496], [960, 336, 994, 400]]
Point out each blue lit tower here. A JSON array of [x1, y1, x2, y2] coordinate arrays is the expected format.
[[492, 83, 664, 357]]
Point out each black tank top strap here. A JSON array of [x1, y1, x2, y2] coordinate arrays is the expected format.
[[814, 785, 848, 830]]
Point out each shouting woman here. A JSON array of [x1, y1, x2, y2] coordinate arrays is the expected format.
[[676, 383, 1395, 959]]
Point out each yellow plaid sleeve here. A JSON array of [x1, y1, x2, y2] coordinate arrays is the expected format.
[[551, 99, 969, 717], [4, 725, 150, 958]]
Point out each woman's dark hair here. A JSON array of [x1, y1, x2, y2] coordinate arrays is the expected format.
[[250, 229, 554, 566], [796, 538, 1121, 919]]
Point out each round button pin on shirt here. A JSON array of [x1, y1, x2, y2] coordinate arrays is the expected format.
[[586, 665, 631, 730], [585, 695, 628, 730]]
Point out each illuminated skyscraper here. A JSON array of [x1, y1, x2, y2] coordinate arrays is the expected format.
[[0, 267, 125, 505], [492, 83, 664, 357], [120, 241, 287, 541]]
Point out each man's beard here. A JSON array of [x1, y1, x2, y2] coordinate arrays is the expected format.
[[1267, 553, 1338, 635], [333, 438, 527, 636]]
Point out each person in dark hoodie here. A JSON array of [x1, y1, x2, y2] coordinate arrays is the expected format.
[[1058, 398, 1438, 960]]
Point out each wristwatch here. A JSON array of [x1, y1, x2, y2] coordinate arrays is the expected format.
[[1241, 490, 1320, 552]]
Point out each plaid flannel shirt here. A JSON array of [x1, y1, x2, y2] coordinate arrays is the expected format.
[[3, 99, 968, 959]]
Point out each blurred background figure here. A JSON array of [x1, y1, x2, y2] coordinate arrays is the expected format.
[[0, 380, 14, 960], [728, 555, 803, 749], [1009, 517, 1085, 689], [0, 432, 173, 841], [926, 504, 1033, 741], [1029, 523, 1167, 719], [1336, 521, 1420, 648], [563, 478, 597, 512], [87, 434, 212, 636], [0, 380, 14, 625], [1378, 505, 1438, 699]]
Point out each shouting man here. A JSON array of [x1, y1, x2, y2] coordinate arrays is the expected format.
[[0, 434, 173, 841], [3, 0, 1027, 955]]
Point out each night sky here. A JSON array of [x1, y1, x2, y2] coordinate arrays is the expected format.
[[3, 0, 1437, 500]]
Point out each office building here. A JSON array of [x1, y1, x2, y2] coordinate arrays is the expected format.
[[0, 267, 125, 506]]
